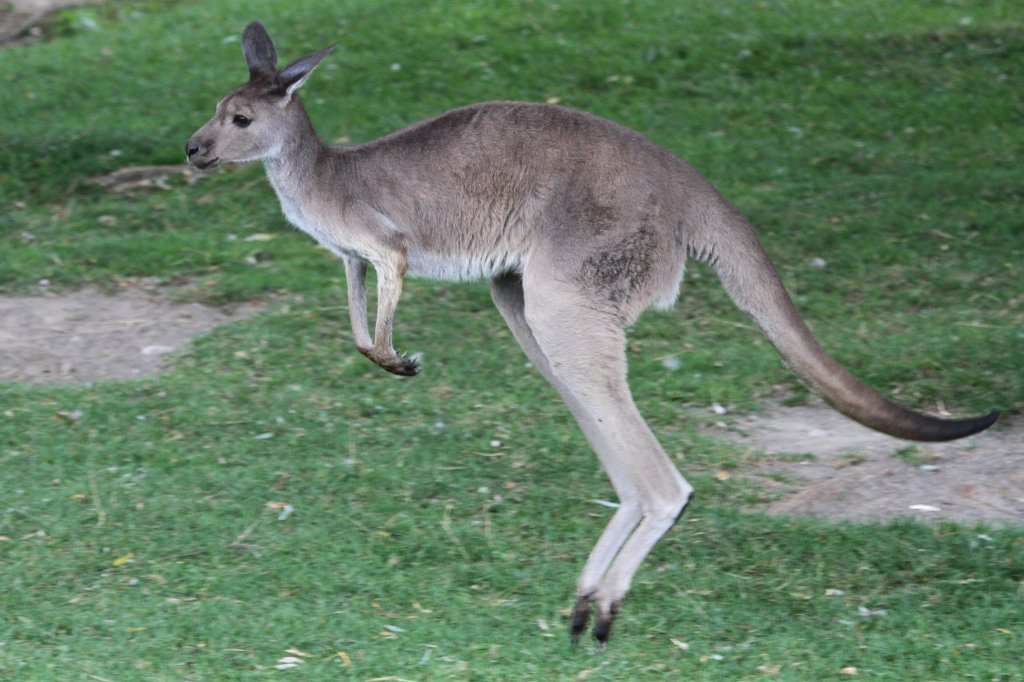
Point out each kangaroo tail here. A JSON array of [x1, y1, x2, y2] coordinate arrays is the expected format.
[[689, 193, 998, 442]]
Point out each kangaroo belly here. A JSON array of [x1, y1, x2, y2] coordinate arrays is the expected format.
[[406, 248, 523, 281]]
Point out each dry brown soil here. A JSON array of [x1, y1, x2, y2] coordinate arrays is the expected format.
[[0, 0, 92, 46], [0, 285, 263, 383], [721, 403, 1023, 526]]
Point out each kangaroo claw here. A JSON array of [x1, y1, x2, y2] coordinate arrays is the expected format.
[[359, 346, 420, 376], [386, 351, 420, 376]]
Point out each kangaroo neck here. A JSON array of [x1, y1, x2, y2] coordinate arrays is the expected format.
[[263, 98, 327, 194]]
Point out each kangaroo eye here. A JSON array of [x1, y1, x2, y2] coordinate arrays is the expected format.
[[232, 114, 252, 128]]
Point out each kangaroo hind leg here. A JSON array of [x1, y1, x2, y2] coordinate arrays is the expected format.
[[492, 273, 645, 640], [511, 270, 694, 644]]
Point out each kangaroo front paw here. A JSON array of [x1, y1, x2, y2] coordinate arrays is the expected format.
[[383, 351, 420, 376], [359, 347, 420, 376]]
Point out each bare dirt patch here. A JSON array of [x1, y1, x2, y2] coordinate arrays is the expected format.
[[0, 0, 92, 46], [721, 403, 1023, 526], [0, 284, 263, 383]]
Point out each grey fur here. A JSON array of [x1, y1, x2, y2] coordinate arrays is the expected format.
[[186, 21, 998, 642]]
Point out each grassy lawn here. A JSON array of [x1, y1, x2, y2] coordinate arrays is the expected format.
[[1, 0, 1022, 679]]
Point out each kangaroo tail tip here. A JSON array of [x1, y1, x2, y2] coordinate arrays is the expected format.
[[974, 409, 1000, 434], [925, 409, 1000, 442]]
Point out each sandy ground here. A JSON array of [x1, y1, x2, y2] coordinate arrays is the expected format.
[[0, 285, 263, 383], [721, 403, 1023, 526], [0, 0, 93, 46]]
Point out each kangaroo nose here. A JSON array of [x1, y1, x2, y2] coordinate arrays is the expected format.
[[185, 139, 203, 159]]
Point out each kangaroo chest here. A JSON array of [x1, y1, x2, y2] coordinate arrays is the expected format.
[[266, 170, 355, 258]]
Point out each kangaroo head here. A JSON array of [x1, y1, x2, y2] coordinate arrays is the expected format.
[[185, 21, 332, 170]]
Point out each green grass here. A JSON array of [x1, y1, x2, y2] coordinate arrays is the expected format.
[[1, 0, 1022, 679]]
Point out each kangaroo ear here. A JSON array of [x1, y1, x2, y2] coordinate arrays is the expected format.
[[275, 45, 334, 101], [242, 21, 278, 79]]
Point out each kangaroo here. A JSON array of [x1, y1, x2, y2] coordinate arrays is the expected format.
[[186, 21, 999, 644]]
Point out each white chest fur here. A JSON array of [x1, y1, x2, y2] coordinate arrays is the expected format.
[[267, 170, 349, 257]]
